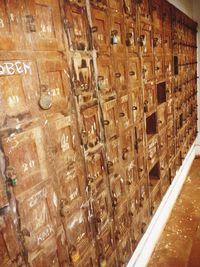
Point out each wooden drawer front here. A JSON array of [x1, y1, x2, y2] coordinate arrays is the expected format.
[[151, 0, 162, 29], [58, 166, 84, 209], [106, 138, 120, 174], [160, 153, 168, 177], [131, 213, 141, 242], [91, 8, 109, 54], [26, 0, 63, 51], [125, 161, 138, 194], [139, 0, 151, 22], [137, 154, 146, 179], [140, 23, 153, 55], [128, 190, 140, 221], [36, 58, 71, 117], [151, 182, 161, 215], [73, 55, 96, 106], [161, 172, 170, 195], [164, 31, 172, 54], [64, 3, 89, 51], [118, 94, 132, 130], [25, 237, 62, 266], [143, 57, 154, 84], [48, 115, 80, 171], [127, 58, 140, 88], [97, 226, 114, 260], [121, 128, 134, 163], [139, 177, 149, 207], [134, 123, 145, 155], [155, 55, 164, 81], [85, 149, 106, 196], [153, 31, 163, 53], [144, 84, 156, 113], [168, 140, 175, 161], [110, 174, 125, 209], [139, 203, 150, 234], [131, 88, 143, 123], [114, 202, 128, 242], [125, 19, 138, 54], [92, 190, 110, 234], [157, 103, 167, 131], [0, 1, 26, 50], [97, 56, 115, 98], [117, 234, 132, 266], [0, 59, 39, 129], [17, 183, 60, 254], [110, 15, 125, 56], [148, 137, 159, 169], [66, 209, 90, 265], [102, 99, 118, 141], [158, 129, 168, 154], [114, 58, 127, 93], [80, 106, 100, 150], [0, 213, 21, 266], [166, 80, 173, 99], [2, 126, 48, 196]]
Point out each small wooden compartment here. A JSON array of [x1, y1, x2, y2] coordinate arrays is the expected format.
[[157, 82, 166, 105], [149, 162, 160, 191], [146, 112, 157, 138]]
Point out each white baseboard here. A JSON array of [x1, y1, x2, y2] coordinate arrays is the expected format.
[[127, 141, 196, 267]]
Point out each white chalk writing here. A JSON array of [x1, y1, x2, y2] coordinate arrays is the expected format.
[[0, 61, 32, 76]]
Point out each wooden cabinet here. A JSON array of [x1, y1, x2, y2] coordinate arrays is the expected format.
[[0, 1, 197, 266]]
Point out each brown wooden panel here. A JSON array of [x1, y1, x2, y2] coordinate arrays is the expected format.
[[25, 0, 63, 51], [64, 3, 90, 51]]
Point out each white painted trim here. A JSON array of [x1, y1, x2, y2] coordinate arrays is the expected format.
[[127, 142, 196, 267]]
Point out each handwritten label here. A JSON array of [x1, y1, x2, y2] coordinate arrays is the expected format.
[[37, 224, 54, 244], [0, 18, 4, 28], [22, 160, 35, 173], [0, 61, 32, 76], [28, 188, 47, 208]]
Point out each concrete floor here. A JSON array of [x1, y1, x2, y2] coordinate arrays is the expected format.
[[148, 158, 200, 267]]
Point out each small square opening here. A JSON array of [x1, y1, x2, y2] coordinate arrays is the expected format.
[[174, 56, 178, 75], [157, 82, 166, 104], [146, 112, 157, 137], [149, 162, 160, 190]]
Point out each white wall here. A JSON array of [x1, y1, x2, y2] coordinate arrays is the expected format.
[[168, 0, 200, 153], [168, 0, 193, 18]]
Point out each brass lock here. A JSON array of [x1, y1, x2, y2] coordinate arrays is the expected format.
[[70, 246, 80, 263], [39, 84, 52, 110], [153, 37, 159, 47], [138, 35, 145, 46], [6, 166, 17, 187], [122, 148, 129, 160], [126, 32, 134, 46], [111, 30, 118, 45]]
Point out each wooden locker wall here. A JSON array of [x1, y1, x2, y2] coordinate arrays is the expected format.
[[0, 0, 197, 266]]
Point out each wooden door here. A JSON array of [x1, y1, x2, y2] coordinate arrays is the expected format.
[[25, 0, 63, 51], [36, 58, 71, 117], [64, 3, 90, 51], [91, 8, 110, 54], [102, 99, 118, 141], [0, 0, 26, 50], [0, 58, 39, 129]]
